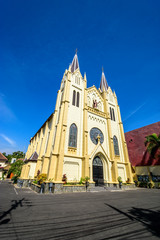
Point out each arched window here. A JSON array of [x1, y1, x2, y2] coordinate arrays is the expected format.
[[76, 92, 80, 107], [113, 136, 119, 156], [112, 108, 115, 121], [68, 124, 77, 148], [93, 156, 103, 166], [72, 90, 76, 106], [110, 107, 113, 120]]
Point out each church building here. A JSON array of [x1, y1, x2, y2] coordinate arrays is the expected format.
[[21, 53, 133, 186]]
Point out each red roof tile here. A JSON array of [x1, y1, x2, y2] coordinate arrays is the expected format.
[[125, 122, 160, 166], [0, 152, 8, 161]]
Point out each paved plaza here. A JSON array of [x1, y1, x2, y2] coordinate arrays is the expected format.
[[0, 181, 160, 240]]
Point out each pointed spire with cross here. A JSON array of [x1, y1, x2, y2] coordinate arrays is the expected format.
[[71, 49, 79, 73], [100, 67, 108, 92]]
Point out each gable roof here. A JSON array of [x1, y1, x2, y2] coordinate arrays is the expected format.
[[0, 152, 8, 161], [28, 151, 38, 161], [87, 85, 104, 102]]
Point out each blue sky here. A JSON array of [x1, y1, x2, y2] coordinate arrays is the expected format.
[[0, 0, 160, 154]]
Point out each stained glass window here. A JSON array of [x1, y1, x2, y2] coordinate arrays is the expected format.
[[113, 135, 119, 155], [110, 107, 113, 120], [93, 156, 103, 166], [72, 90, 76, 106], [76, 92, 80, 107], [69, 123, 77, 148], [112, 108, 115, 121]]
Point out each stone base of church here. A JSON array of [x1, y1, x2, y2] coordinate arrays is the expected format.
[[121, 183, 136, 189], [17, 179, 32, 188], [104, 182, 135, 189], [104, 182, 119, 188], [17, 179, 136, 194]]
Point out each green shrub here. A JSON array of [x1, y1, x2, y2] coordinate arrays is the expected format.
[[33, 180, 38, 184], [85, 176, 90, 182], [79, 177, 85, 184], [11, 176, 18, 184], [117, 176, 122, 183]]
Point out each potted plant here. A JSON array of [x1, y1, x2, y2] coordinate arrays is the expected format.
[[117, 176, 122, 189], [62, 174, 67, 184], [85, 176, 90, 191]]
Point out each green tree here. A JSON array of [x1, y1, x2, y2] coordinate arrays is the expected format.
[[2, 152, 7, 157], [12, 151, 25, 159], [145, 133, 160, 159], [2, 151, 25, 163], [8, 160, 24, 177]]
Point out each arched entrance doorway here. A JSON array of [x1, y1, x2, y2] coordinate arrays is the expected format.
[[93, 156, 104, 186]]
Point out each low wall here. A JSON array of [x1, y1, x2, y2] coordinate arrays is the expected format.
[[121, 184, 136, 189], [17, 180, 137, 194], [17, 179, 31, 188], [63, 185, 86, 193], [30, 183, 41, 193]]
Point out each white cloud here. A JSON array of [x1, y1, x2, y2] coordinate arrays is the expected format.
[[0, 134, 15, 146]]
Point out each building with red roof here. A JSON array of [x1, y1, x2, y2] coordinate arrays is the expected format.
[[125, 122, 160, 182], [0, 152, 8, 179]]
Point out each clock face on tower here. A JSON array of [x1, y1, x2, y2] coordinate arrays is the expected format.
[[90, 127, 104, 145]]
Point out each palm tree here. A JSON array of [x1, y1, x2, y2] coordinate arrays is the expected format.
[[145, 133, 160, 159], [144, 133, 160, 185]]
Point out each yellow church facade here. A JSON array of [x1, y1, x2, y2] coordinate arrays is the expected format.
[[21, 53, 133, 186]]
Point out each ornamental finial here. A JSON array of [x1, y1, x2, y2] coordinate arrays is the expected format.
[[97, 134, 101, 143]]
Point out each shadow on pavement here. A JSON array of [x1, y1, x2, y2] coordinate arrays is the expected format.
[[106, 203, 160, 238], [0, 198, 32, 225]]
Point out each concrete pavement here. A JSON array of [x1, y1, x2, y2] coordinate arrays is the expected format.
[[0, 181, 160, 240]]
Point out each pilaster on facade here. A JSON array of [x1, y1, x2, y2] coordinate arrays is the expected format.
[[115, 98, 133, 183], [36, 128, 43, 156], [41, 157, 50, 175], [29, 140, 33, 156], [23, 164, 30, 179], [25, 145, 30, 159], [54, 71, 71, 181], [34, 159, 42, 177], [45, 119, 55, 157], [39, 122, 48, 159], [82, 78, 89, 178], [103, 92, 114, 161]]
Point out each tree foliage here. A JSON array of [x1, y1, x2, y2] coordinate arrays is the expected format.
[[8, 160, 24, 177], [2, 151, 25, 163], [12, 151, 25, 159], [145, 133, 160, 159]]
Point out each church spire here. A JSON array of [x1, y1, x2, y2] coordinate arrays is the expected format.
[[100, 67, 108, 92], [71, 50, 79, 73]]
